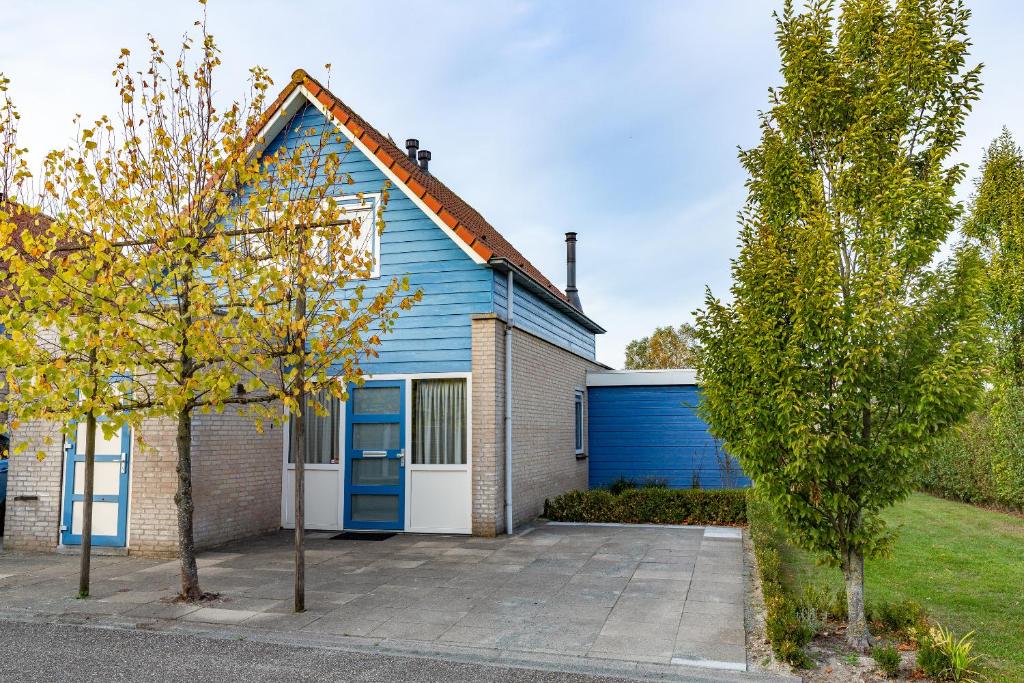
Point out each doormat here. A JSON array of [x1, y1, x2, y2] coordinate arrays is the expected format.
[[330, 531, 396, 541]]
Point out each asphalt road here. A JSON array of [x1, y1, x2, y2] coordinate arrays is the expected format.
[[0, 620, 647, 683]]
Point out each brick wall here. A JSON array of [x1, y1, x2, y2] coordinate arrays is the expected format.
[[192, 407, 283, 548], [509, 324, 601, 528], [470, 315, 506, 536], [128, 417, 180, 556], [470, 313, 602, 535], [5, 408, 283, 556], [4, 420, 65, 551]]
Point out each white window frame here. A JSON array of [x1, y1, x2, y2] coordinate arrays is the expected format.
[[574, 388, 585, 456], [254, 193, 382, 280]]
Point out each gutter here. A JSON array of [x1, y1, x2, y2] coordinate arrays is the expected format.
[[504, 270, 514, 535]]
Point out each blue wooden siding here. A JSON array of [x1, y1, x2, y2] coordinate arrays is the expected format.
[[262, 98, 598, 372], [493, 271, 596, 360], [264, 103, 494, 375], [587, 385, 750, 489]]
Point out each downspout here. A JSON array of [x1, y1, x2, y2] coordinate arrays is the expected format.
[[504, 270, 514, 535]]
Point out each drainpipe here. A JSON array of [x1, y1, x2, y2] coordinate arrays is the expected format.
[[504, 270, 514, 535]]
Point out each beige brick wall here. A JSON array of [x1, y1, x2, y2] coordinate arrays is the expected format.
[[5, 408, 283, 556], [192, 407, 283, 548], [470, 313, 602, 535], [510, 325, 602, 528], [471, 315, 507, 536], [128, 417, 181, 557], [5, 420, 65, 551]]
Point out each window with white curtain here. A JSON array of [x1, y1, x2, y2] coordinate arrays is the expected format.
[[288, 389, 341, 464], [412, 378, 467, 465]]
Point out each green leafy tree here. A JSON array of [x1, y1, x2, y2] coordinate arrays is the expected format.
[[624, 323, 699, 369], [695, 0, 985, 649], [965, 129, 1024, 386]]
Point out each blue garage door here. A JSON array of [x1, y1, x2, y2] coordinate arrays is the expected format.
[[587, 384, 750, 489]]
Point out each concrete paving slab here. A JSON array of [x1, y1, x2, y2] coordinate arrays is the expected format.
[[0, 522, 752, 676]]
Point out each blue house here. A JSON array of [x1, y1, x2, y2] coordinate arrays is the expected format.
[[4, 70, 736, 556]]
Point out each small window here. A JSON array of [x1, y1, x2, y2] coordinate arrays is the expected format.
[[412, 378, 467, 465], [574, 390, 584, 455], [288, 390, 340, 464]]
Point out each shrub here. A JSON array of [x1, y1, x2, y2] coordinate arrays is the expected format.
[[920, 386, 1024, 512], [748, 491, 816, 667], [869, 598, 927, 634], [607, 476, 637, 495], [797, 583, 847, 623], [543, 487, 748, 525], [916, 625, 980, 682], [871, 644, 901, 678]]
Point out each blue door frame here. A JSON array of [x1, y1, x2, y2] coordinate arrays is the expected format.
[[343, 380, 406, 530], [61, 421, 131, 547]]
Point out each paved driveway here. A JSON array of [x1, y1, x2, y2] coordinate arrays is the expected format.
[[0, 523, 752, 678]]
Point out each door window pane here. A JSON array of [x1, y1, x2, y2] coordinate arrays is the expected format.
[[352, 387, 402, 415], [351, 458, 400, 486], [288, 390, 340, 464], [352, 422, 400, 451], [350, 494, 399, 522], [73, 461, 121, 496], [412, 379, 467, 465], [71, 500, 119, 536]]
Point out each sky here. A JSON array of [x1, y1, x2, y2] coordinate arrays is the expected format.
[[2, 1, 1022, 368]]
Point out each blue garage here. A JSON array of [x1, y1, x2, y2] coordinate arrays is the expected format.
[[586, 370, 750, 490]]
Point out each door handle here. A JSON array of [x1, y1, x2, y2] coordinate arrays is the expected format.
[[398, 449, 405, 468], [120, 452, 126, 474]]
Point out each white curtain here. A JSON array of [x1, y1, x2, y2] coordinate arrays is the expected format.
[[290, 390, 340, 464], [413, 379, 466, 465]]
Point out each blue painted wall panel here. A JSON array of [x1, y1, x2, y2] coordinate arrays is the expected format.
[[493, 271, 596, 360], [262, 100, 597, 372], [587, 385, 750, 490], [264, 103, 493, 375]]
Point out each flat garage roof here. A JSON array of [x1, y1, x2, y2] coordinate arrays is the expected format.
[[586, 369, 697, 387]]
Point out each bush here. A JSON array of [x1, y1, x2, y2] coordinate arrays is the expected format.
[[748, 491, 815, 667], [607, 476, 637, 495], [916, 624, 980, 682], [869, 598, 927, 634], [921, 387, 1024, 512], [871, 644, 901, 678], [543, 487, 748, 525]]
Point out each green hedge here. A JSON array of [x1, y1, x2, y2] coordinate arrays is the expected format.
[[543, 487, 748, 525], [920, 386, 1024, 512], [748, 491, 814, 667]]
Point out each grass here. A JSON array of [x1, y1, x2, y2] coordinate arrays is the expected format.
[[778, 493, 1024, 682]]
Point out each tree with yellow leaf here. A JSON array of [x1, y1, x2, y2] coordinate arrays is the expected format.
[[7, 10, 418, 606], [0, 74, 154, 598], [222, 69, 421, 612]]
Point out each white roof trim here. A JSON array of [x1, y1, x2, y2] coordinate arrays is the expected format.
[[269, 86, 487, 266], [586, 369, 697, 387]]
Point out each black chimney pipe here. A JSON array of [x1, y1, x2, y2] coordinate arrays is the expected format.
[[418, 149, 431, 173], [565, 232, 582, 310], [405, 138, 419, 162]]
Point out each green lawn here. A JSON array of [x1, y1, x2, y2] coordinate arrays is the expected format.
[[779, 493, 1024, 682]]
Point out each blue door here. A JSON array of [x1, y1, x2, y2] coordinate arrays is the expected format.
[[344, 380, 406, 530], [61, 420, 131, 547]]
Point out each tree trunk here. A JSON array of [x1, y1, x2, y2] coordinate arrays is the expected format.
[[77, 409, 97, 598], [174, 406, 202, 601], [292, 291, 307, 613], [843, 548, 870, 651]]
